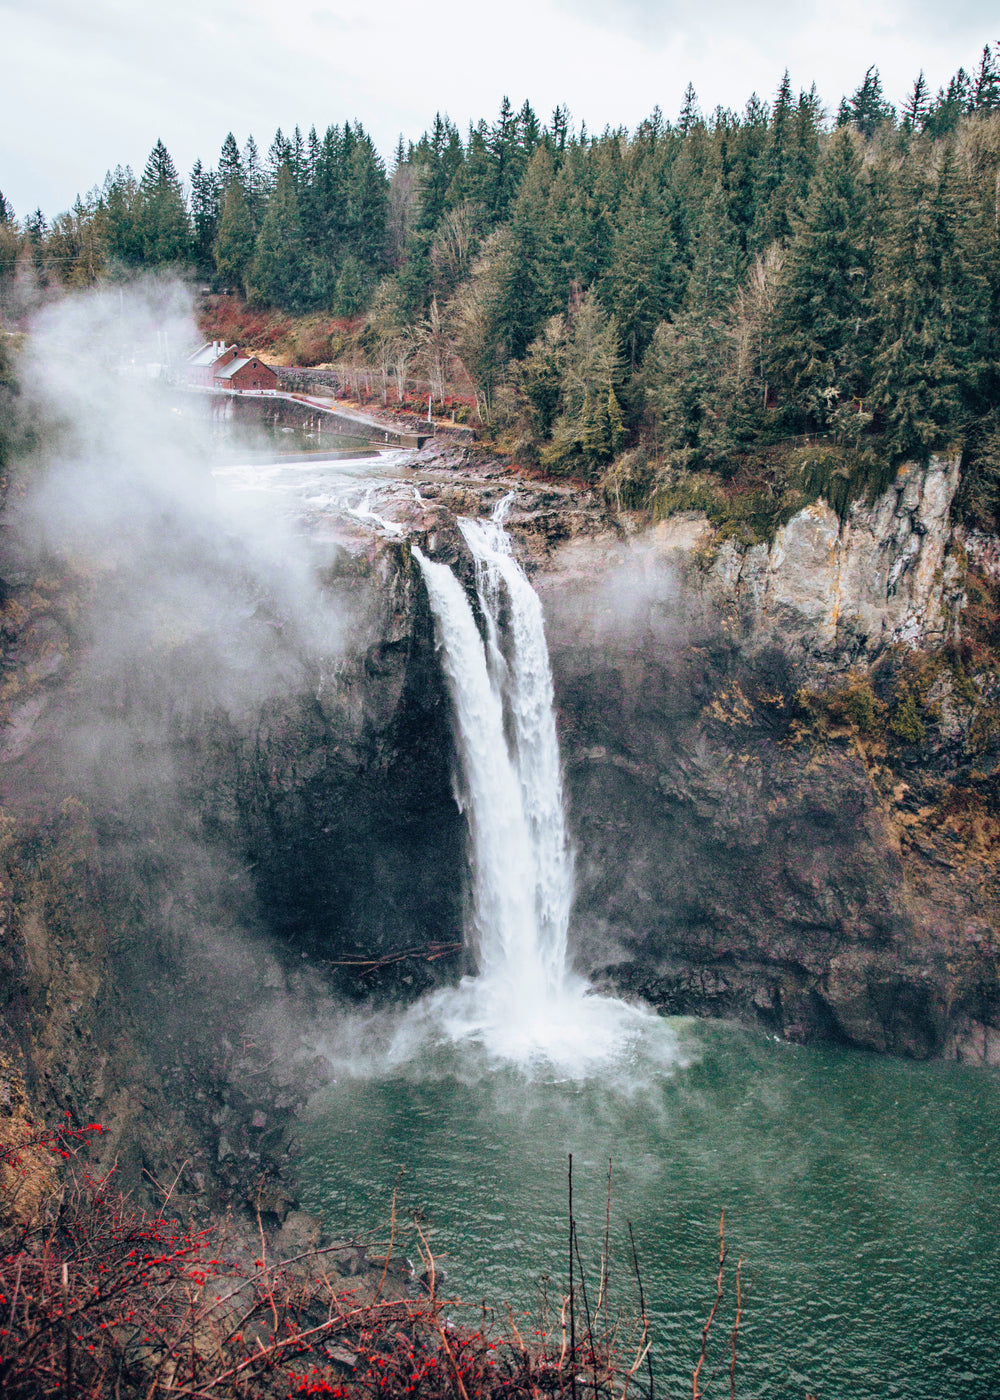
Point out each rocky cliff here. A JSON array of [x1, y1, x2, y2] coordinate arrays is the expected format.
[[532, 452, 1000, 1063]]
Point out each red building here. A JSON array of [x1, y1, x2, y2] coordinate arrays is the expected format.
[[183, 342, 278, 393], [213, 355, 278, 393]]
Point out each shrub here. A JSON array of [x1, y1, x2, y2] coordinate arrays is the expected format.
[[889, 692, 926, 744], [3, 1126, 728, 1400]]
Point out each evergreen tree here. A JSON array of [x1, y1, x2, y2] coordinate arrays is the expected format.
[[872, 145, 990, 458], [600, 173, 678, 366], [25, 209, 47, 242], [972, 44, 1000, 112], [535, 294, 626, 478], [306, 123, 346, 265], [190, 159, 220, 274], [641, 182, 742, 462], [902, 72, 930, 133], [642, 312, 732, 465], [767, 128, 875, 430], [547, 105, 570, 159], [723, 93, 770, 252], [246, 164, 310, 310], [288, 126, 308, 190], [925, 70, 974, 138], [410, 113, 464, 233], [138, 139, 189, 263], [333, 254, 366, 316], [448, 226, 517, 421], [752, 74, 821, 247], [217, 133, 245, 195], [845, 66, 890, 136], [844, 66, 895, 137], [678, 83, 701, 134], [500, 144, 558, 357], [343, 124, 389, 274], [266, 129, 292, 188], [242, 135, 266, 225], [488, 95, 524, 222], [213, 181, 255, 294], [101, 165, 143, 266], [518, 101, 541, 156]]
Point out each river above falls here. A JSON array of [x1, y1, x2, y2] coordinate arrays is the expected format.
[[296, 1020, 999, 1400]]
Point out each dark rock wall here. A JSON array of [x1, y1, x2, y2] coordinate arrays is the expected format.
[[539, 538, 1000, 1063], [0, 533, 466, 1210]]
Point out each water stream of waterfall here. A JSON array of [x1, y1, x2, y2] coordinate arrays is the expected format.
[[413, 497, 572, 1017], [409, 497, 671, 1073]]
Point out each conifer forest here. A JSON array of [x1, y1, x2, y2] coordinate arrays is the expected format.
[[3, 48, 1000, 527]]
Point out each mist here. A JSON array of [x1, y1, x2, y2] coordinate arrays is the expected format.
[[0, 282, 373, 1056]]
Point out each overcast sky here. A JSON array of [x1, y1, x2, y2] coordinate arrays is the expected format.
[[2, 0, 997, 219]]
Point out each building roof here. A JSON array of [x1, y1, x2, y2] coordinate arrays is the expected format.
[[214, 358, 252, 380], [187, 342, 221, 367]]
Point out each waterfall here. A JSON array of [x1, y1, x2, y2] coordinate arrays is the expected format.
[[387, 496, 673, 1074], [413, 497, 572, 1018]]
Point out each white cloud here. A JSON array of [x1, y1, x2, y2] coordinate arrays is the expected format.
[[1, 0, 997, 217]]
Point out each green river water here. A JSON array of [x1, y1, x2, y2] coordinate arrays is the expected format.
[[297, 1018, 999, 1399]]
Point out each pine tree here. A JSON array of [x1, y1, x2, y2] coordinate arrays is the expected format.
[[536, 294, 626, 479], [448, 226, 517, 422], [972, 44, 1000, 111], [518, 101, 541, 157], [213, 182, 255, 294], [266, 129, 292, 189], [901, 72, 930, 133], [678, 83, 701, 135], [246, 164, 310, 310], [333, 254, 366, 316], [190, 160, 220, 274], [500, 144, 558, 357], [102, 166, 143, 266], [217, 133, 245, 195], [343, 124, 389, 275], [548, 105, 570, 159], [488, 95, 524, 222], [925, 70, 974, 138], [752, 72, 814, 247], [872, 145, 990, 458], [242, 135, 266, 226], [26, 209, 47, 242], [642, 312, 732, 465], [138, 139, 189, 264], [767, 128, 875, 430], [846, 66, 895, 137], [600, 173, 678, 367], [289, 127, 307, 190]]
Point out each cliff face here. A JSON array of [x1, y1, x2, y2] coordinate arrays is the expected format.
[[0, 506, 466, 1210], [647, 455, 964, 668], [535, 454, 1000, 1063]]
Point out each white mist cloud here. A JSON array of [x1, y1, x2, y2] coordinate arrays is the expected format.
[[9, 282, 350, 811]]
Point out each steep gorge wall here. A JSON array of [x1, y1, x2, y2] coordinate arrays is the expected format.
[[536, 454, 1000, 1063], [0, 517, 466, 1210]]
